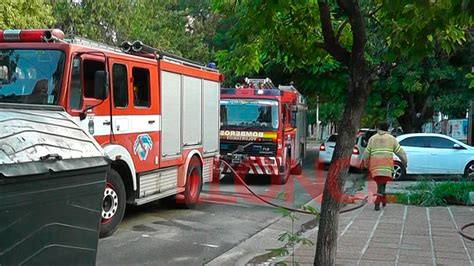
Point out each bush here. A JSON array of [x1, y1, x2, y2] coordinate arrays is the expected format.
[[392, 180, 474, 206]]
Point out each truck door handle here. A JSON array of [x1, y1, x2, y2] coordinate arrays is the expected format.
[[148, 120, 155, 124], [103, 120, 111, 125]]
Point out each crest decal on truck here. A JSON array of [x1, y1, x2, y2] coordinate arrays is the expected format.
[[133, 134, 153, 161]]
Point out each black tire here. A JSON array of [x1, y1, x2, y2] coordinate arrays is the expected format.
[[182, 157, 203, 208], [463, 161, 474, 179], [100, 168, 126, 238], [292, 148, 304, 175], [279, 155, 291, 185], [393, 161, 406, 181]]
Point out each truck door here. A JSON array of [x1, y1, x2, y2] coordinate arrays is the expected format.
[[109, 59, 160, 173], [129, 64, 160, 172]]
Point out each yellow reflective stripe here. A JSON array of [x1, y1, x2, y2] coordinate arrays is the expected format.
[[370, 151, 393, 155], [394, 144, 401, 153], [370, 148, 394, 152], [372, 166, 394, 171]]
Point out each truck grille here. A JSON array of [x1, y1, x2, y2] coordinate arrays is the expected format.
[[220, 141, 277, 156]]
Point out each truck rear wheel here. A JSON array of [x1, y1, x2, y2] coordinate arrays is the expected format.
[[100, 168, 126, 238], [181, 157, 203, 208]]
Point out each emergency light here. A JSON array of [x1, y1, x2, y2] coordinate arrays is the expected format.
[[0, 29, 64, 42]]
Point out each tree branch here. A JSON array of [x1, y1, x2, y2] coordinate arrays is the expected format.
[[335, 19, 349, 42], [317, 1, 351, 66], [336, 0, 367, 68]]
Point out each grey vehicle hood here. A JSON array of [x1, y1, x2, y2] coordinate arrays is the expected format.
[[0, 103, 107, 177]]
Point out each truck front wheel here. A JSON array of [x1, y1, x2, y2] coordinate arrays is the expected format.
[[100, 168, 126, 238]]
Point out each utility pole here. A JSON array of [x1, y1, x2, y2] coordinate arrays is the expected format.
[[467, 100, 474, 146], [316, 95, 320, 140]]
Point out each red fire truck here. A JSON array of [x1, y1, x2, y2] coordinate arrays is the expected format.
[[219, 78, 307, 184], [0, 29, 222, 237]]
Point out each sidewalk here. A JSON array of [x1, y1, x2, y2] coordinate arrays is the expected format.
[[282, 204, 474, 265]]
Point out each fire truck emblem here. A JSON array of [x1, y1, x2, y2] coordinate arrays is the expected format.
[[133, 134, 153, 161]]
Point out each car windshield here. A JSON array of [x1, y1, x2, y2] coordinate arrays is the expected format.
[[0, 49, 65, 105], [220, 99, 279, 130]]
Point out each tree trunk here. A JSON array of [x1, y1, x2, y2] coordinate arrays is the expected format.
[[314, 75, 370, 265]]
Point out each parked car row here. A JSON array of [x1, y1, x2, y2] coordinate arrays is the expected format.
[[318, 130, 377, 171], [318, 132, 474, 181]]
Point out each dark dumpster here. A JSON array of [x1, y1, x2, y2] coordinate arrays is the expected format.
[[0, 104, 109, 265]]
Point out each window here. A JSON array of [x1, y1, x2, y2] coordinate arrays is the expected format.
[[69, 56, 82, 110], [0, 49, 65, 105], [113, 64, 128, 108], [83, 59, 105, 98], [327, 134, 338, 142], [132, 67, 150, 107], [428, 137, 456, 149], [400, 137, 426, 148]]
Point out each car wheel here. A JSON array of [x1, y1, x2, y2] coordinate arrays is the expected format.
[[393, 161, 406, 181], [100, 168, 126, 238], [463, 161, 474, 180]]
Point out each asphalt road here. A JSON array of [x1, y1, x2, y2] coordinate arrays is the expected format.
[[97, 142, 324, 266]]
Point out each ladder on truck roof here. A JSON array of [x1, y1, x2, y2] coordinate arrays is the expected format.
[[244, 78, 276, 89], [67, 37, 218, 73]]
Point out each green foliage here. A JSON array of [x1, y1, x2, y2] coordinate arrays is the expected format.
[[466, 73, 474, 89], [394, 180, 474, 206], [51, 0, 215, 62], [0, 0, 55, 29]]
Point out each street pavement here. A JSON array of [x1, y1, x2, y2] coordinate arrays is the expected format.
[[277, 204, 474, 265], [97, 142, 324, 265]]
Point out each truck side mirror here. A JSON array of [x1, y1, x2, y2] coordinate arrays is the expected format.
[[93, 70, 109, 100]]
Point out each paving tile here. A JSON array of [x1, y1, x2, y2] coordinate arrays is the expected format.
[[362, 250, 397, 261], [435, 250, 470, 260], [335, 258, 358, 265], [291, 255, 314, 263], [435, 258, 471, 265], [294, 248, 316, 257], [371, 237, 402, 244], [358, 259, 395, 266], [364, 247, 398, 256], [336, 251, 362, 259], [399, 243, 431, 251], [337, 245, 364, 254], [398, 249, 433, 258], [397, 263, 430, 266], [398, 254, 434, 264], [367, 242, 399, 249]]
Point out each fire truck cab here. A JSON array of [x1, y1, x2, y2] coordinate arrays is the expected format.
[[0, 29, 222, 237], [219, 78, 307, 184]]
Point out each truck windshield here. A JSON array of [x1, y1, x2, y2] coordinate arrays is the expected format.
[[220, 99, 279, 130], [0, 49, 65, 105]]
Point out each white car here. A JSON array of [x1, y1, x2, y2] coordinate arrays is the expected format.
[[318, 130, 377, 170], [393, 133, 474, 180]]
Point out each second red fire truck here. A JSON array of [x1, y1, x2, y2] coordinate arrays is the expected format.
[[219, 78, 307, 184]]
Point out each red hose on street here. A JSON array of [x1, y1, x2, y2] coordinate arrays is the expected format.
[[460, 222, 474, 241], [220, 160, 367, 216]]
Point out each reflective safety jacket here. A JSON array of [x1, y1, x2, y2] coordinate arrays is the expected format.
[[363, 131, 408, 178]]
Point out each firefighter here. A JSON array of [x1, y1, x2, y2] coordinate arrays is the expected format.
[[363, 122, 408, 211]]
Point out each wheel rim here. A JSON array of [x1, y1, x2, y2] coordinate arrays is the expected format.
[[189, 168, 200, 200], [468, 164, 474, 177], [393, 164, 402, 180], [102, 182, 119, 224]]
